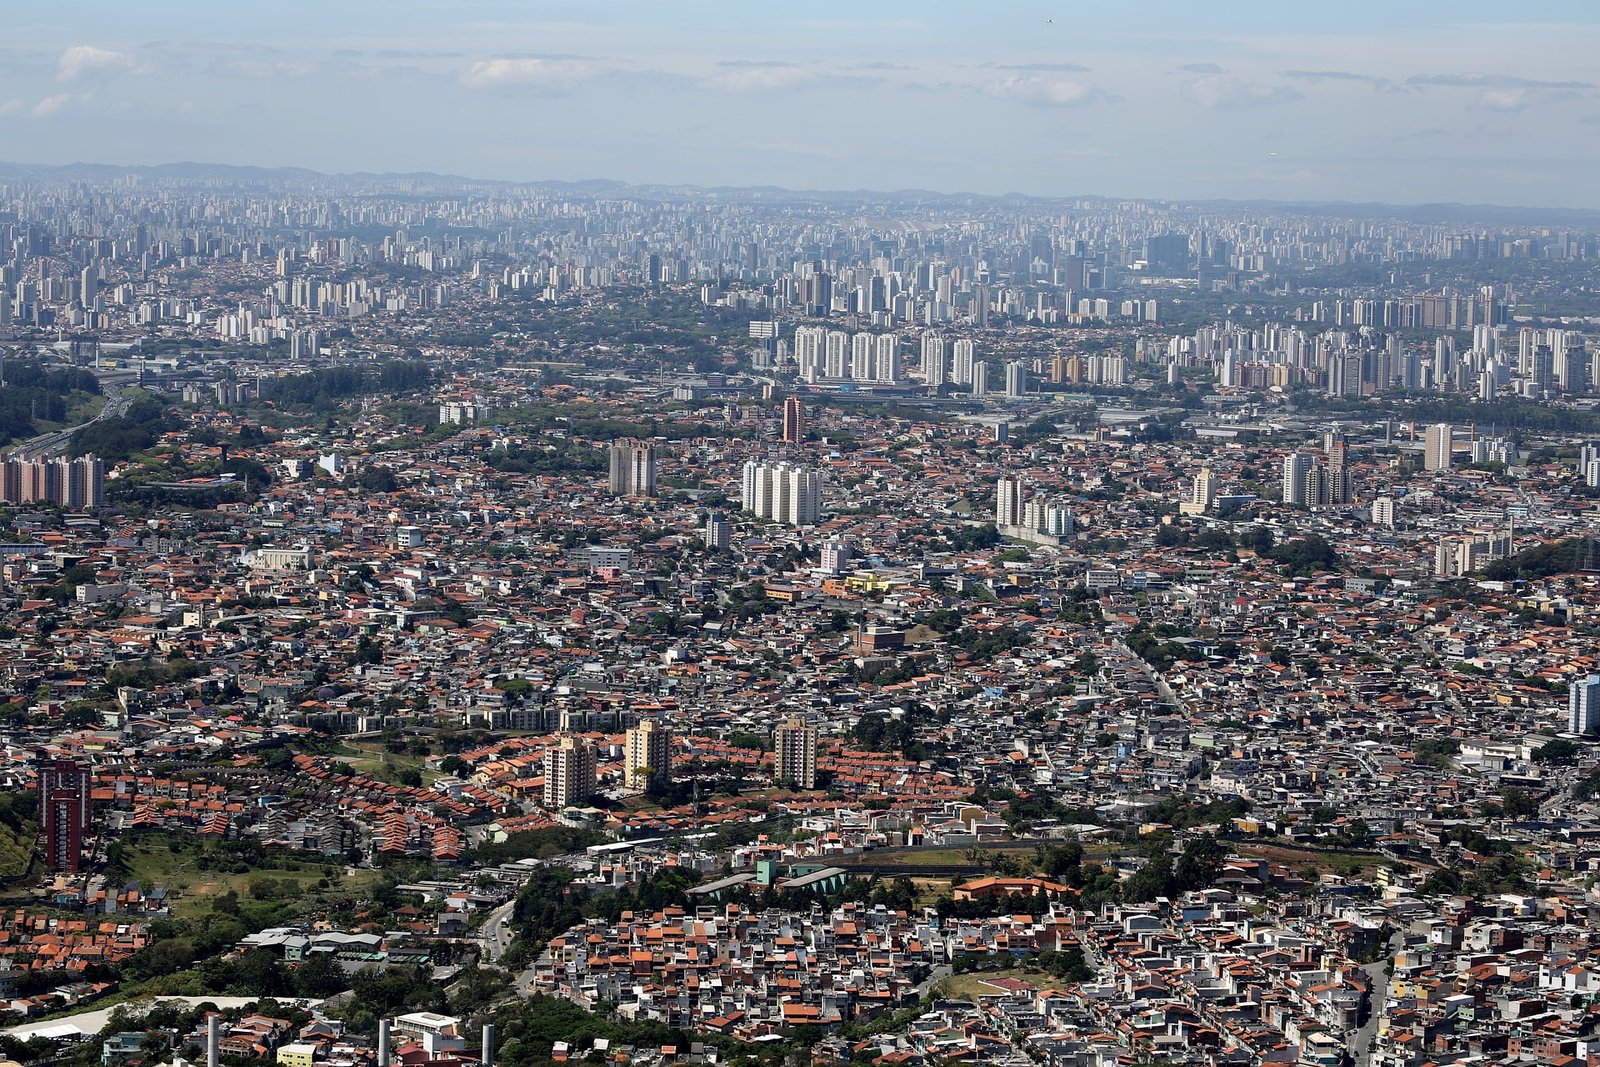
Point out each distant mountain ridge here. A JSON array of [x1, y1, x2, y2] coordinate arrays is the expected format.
[[0, 159, 1596, 224]]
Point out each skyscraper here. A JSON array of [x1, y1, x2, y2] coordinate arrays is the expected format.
[[775, 715, 818, 790], [1282, 453, 1312, 506], [1180, 468, 1216, 515], [1004, 360, 1029, 398], [1571, 675, 1600, 735], [607, 439, 656, 497], [951, 339, 976, 386], [873, 333, 900, 384], [40, 759, 91, 873], [704, 512, 730, 550], [920, 332, 947, 388], [996, 475, 1024, 528], [624, 719, 672, 793], [543, 735, 597, 810], [782, 396, 806, 444], [1424, 423, 1453, 471]]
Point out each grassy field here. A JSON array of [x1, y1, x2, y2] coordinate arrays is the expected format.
[[123, 840, 379, 918], [333, 742, 438, 786], [936, 967, 1053, 1000]]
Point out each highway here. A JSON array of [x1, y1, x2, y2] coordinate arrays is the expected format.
[[8, 386, 129, 460]]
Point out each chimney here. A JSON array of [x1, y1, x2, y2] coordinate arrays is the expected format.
[[207, 1015, 220, 1067], [481, 1023, 494, 1067], [377, 1019, 390, 1067]]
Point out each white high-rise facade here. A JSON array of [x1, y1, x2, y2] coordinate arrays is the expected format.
[[1571, 675, 1600, 735], [1424, 423, 1453, 470], [996, 475, 1024, 528], [742, 460, 823, 526], [952, 339, 976, 386], [874, 333, 900, 383], [921, 332, 947, 387], [1282, 453, 1312, 506]]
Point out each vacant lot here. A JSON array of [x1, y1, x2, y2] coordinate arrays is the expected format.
[[121, 837, 378, 918], [936, 967, 1054, 1001]]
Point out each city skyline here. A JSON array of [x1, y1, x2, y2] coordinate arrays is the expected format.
[[4, 1, 1600, 208]]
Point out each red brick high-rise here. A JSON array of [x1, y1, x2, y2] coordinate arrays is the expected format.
[[40, 759, 92, 872], [782, 396, 806, 444]]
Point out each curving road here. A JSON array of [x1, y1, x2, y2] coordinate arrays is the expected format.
[[8, 386, 128, 460]]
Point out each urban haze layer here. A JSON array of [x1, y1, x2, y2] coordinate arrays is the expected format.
[[2, 163, 1600, 1067]]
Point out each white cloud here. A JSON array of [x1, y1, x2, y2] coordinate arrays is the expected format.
[[703, 62, 815, 92], [1181, 75, 1302, 109], [33, 94, 72, 117], [0, 99, 22, 115], [58, 45, 136, 81], [459, 56, 593, 91], [1476, 88, 1530, 112], [982, 74, 1108, 108]]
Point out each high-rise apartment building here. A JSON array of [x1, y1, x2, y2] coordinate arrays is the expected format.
[[607, 439, 656, 497], [782, 396, 806, 444], [741, 460, 823, 526], [543, 735, 597, 810], [1424, 423, 1453, 471], [774, 715, 818, 789], [1282, 453, 1312, 506], [1005, 360, 1029, 398], [0, 455, 105, 508], [951, 339, 976, 386], [624, 719, 672, 792], [996, 475, 1024, 528], [1571, 675, 1600, 735], [40, 759, 92, 872], [873, 333, 899, 384], [920, 332, 947, 388], [704, 512, 730, 550], [1180, 467, 1216, 515]]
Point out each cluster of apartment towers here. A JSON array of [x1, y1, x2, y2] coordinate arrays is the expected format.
[[0, 454, 105, 507], [540, 716, 820, 812], [790, 327, 1041, 395], [608, 399, 827, 531]]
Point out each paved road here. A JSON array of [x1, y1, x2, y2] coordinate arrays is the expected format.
[[1352, 929, 1404, 1067], [9, 387, 128, 460], [480, 898, 517, 963]]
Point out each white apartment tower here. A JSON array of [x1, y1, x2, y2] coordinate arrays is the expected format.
[[921, 332, 947, 387], [1571, 675, 1600, 735], [1424, 423, 1453, 471], [996, 475, 1025, 528], [741, 460, 823, 526]]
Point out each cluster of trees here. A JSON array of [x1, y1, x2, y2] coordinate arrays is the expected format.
[[1482, 537, 1595, 581], [1266, 534, 1343, 576], [946, 625, 1031, 661], [849, 710, 934, 761], [938, 523, 1002, 552], [484, 439, 605, 476], [501, 865, 702, 970], [1124, 621, 1208, 672], [259, 360, 432, 408], [71, 394, 172, 461], [0, 361, 101, 445]]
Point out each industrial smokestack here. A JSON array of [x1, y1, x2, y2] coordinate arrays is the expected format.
[[207, 1015, 220, 1067], [378, 1019, 390, 1067], [481, 1023, 494, 1067]]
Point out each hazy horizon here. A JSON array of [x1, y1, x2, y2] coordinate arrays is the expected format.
[[6, 1, 1600, 208]]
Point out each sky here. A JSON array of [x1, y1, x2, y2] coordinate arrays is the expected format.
[[5, 1, 1600, 207]]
